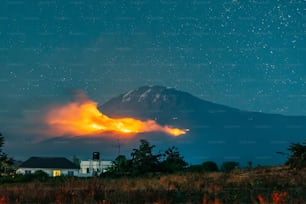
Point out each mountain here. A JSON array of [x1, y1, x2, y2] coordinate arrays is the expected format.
[[100, 85, 306, 165], [100, 85, 240, 125]]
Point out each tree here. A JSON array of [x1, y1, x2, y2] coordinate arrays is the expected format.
[[202, 161, 218, 172], [247, 161, 253, 169], [186, 164, 204, 172], [33, 170, 49, 181], [0, 133, 15, 175], [286, 141, 306, 169], [0, 133, 3, 151], [160, 146, 188, 173], [112, 155, 131, 173], [130, 139, 161, 175], [220, 161, 239, 173]]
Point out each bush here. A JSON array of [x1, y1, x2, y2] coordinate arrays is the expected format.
[[286, 141, 306, 169], [220, 161, 239, 173], [202, 161, 218, 172], [185, 164, 203, 172], [33, 170, 49, 181]]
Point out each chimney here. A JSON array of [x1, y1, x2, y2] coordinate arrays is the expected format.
[[92, 152, 100, 161]]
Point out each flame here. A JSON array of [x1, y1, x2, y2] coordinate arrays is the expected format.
[[43, 98, 187, 137]]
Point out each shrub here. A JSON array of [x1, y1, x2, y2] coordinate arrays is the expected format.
[[220, 161, 239, 173], [286, 141, 306, 169], [202, 161, 218, 172]]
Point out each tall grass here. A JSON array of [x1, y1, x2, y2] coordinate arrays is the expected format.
[[0, 166, 305, 203]]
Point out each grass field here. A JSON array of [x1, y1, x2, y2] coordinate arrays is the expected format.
[[0, 166, 305, 204]]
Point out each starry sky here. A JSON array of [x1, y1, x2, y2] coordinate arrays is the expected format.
[[0, 0, 305, 159]]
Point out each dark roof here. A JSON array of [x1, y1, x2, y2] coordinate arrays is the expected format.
[[19, 157, 79, 169]]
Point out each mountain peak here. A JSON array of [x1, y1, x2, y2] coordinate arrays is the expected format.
[[97, 86, 306, 165], [120, 85, 177, 104], [99, 85, 239, 126]]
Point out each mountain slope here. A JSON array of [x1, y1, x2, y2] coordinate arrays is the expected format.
[[100, 86, 306, 165], [100, 85, 240, 125]]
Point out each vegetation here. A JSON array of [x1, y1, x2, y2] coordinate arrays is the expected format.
[[109, 155, 130, 175], [220, 161, 239, 173], [0, 133, 15, 176], [201, 161, 219, 172], [0, 134, 304, 203], [107, 139, 187, 176], [160, 146, 188, 173], [286, 141, 306, 169], [0, 166, 305, 203], [130, 139, 161, 175], [186, 161, 219, 173]]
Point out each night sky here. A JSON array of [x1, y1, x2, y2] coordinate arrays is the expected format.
[[0, 0, 305, 160]]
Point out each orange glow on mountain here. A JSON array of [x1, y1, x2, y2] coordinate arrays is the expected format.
[[44, 98, 187, 137]]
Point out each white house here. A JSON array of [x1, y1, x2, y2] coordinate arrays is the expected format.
[[17, 157, 80, 177], [80, 160, 113, 175], [79, 152, 113, 176]]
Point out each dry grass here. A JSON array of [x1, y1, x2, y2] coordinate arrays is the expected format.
[[0, 166, 305, 204]]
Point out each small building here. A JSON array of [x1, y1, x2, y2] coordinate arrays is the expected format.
[[17, 157, 79, 177], [79, 152, 113, 176]]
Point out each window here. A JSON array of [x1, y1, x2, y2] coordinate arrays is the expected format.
[[53, 170, 61, 177], [68, 171, 74, 176], [25, 170, 31, 174], [86, 168, 89, 173]]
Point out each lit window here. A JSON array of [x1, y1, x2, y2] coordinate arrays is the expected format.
[[53, 170, 61, 177]]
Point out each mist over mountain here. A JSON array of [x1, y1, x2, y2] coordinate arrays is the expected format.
[[99, 85, 306, 165]]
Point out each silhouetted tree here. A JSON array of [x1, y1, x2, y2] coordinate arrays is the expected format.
[[33, 170, 49, 181], [160, 146, 187, 173], [286, 141, 306, 169], [247, 161, 253, 169], [105, 155, 129, 176], [202, 161, 218, 172], [112, 154, 131, 173], [220, 161, 239, 173], [185, 164, 203, 172], [0, 132, 4, 156], [0, 133, 15, 175], [131, 139, 161, 175]]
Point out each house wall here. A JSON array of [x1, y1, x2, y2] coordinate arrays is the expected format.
[[17, 168, 79, 177], [80, 160, 112, 175]]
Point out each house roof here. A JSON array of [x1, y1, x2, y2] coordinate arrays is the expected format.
[[19, 157, 79, 169]]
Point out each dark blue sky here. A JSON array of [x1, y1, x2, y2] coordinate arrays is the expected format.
[[0, 0, 305, 160]]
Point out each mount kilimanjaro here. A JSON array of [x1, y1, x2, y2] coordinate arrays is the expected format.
[[99, 85, 305, 165], [35, 85, 305, 165]]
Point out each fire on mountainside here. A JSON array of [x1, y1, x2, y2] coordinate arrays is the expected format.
[[43, 97, 187, 138]]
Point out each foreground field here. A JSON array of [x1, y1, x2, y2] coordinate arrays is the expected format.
[[0, 166, 305, 204]]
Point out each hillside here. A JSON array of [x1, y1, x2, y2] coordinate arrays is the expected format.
[[99, 86, 306, 165]]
